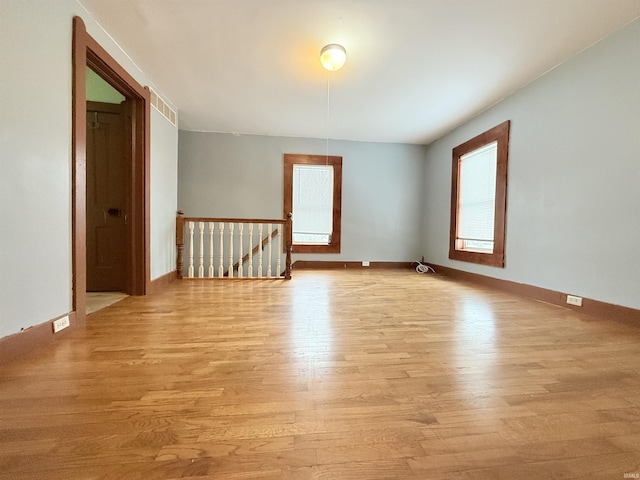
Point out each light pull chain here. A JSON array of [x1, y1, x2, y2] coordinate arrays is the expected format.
[[326, 72, 330, 165]]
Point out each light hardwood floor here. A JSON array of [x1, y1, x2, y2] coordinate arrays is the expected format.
[[1, 270, 639, 479]]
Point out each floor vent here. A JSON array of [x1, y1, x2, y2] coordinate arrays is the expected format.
[[150, 88, 177, 126]]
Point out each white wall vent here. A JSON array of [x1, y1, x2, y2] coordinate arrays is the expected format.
[[149, 88, 177, 126]]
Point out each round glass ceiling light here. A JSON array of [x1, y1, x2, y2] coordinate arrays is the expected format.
[[320, 44, 347, 71]]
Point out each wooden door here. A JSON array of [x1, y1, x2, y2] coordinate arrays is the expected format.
[[86, 101, 128, 292]]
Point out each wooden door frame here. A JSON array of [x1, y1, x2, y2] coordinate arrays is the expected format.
[[72, 16, 150, 324]]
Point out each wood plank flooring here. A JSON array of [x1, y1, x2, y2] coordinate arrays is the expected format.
[[1, 270, 639, 479]]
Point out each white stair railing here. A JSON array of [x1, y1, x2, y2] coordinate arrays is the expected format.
[[176, 212, 292, 280]]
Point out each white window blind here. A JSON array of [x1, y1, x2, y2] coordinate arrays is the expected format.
[[457, 141, 497, 253], [292, 164, 334, 245]]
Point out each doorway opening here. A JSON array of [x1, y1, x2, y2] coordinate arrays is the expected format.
[[86, 71, 128, 296], [86, 96, 129, 312], [72, 17, 150, 323]]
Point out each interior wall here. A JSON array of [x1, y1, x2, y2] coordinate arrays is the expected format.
[[178, 132, 426, 263], [150, 109, 179, 280], [86, 66, 125, 103], [0, 0, 178, 339], [422, 17, 640, 310], [1, 1, 71, 339]]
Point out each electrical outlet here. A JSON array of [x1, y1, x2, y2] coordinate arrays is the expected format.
[[362, 261, 370, 267], [52, 315, 70, 333], [566, 295, 583, 307]]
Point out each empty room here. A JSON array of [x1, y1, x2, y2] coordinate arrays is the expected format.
[[1, 0, 640, 478]]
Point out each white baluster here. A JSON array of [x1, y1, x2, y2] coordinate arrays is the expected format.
[[267, 223, 273, 278], [208, 222, 214, 278], [277, 224, 282, 278], [187, 221, 194, 278], [248, 223, 254, 278], [228, 223, 234, 278], [198, 222, 205, 278], [218, 222, 224, 278], [238, 223, 244, 278], [257, 224, 263, 278]]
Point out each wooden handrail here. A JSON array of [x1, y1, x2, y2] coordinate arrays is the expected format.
[[176, 212, 292, 280], [181, 216, 286, 225]]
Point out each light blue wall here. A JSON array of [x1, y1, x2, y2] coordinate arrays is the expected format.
[[0, 0, 179, 339], [178, 132, 426, 263], [422, 18, 640, 310], [151, 109, 179, 279]]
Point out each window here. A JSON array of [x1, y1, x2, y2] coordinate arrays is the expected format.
[[284, 154, 342, 254], [449, 121, 510, 267]]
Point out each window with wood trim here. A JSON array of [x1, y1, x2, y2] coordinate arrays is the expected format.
[[449, 121, 510, 267], [284, 154, 342, 254]]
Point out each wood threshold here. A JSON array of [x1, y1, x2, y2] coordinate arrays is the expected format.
[[428, 263, 640, 326]]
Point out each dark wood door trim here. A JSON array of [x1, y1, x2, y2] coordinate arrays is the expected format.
[[72, 16, 150, 325]]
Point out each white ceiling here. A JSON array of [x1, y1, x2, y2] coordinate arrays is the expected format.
[[78, 0, 640, 145]]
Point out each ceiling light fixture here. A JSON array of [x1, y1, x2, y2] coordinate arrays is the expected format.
[[320, 44, 347, 71]]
